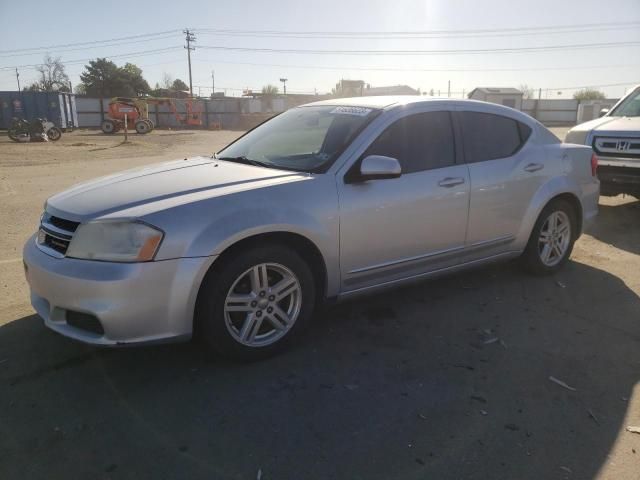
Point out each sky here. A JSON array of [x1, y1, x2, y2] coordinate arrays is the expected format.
[[0, 0, 639, 99]]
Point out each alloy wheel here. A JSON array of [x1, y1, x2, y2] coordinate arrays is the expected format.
[[224, 263, 302, 347], [538, 211, 571, 267]]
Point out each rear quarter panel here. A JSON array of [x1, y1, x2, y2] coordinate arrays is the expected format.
[[515, 142, 598, 246]]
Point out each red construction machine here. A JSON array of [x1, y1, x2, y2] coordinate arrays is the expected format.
[[101, 97, 202, 134]]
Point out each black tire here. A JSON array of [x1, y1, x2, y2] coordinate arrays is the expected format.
[[144, 119, 154, 131], [47, 127, 62, 141], [520, 199, 577, 275], [8, 128, 19, 142], [135, 120, 151, 134], [101, 119, 116, 134], [196, 244, 316, 361]]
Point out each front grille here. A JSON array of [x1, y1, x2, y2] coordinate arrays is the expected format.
[[593, 136, 640, 158], [37, 212, 79, 257], [40, 229, 71, 254], [48, 215, 80, 233]]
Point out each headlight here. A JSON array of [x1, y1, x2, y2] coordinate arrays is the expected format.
[[66, 221, 164, 262]]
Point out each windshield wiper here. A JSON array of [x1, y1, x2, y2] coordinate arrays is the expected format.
[[215, 155, 276, 169]]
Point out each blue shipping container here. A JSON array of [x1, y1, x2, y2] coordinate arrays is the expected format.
[[0, 91, 78, 130]]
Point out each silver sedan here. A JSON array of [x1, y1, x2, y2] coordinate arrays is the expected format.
[[23, 96, 599, 360]]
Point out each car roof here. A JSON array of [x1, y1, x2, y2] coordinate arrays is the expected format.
[[301, 95, 536, 124]]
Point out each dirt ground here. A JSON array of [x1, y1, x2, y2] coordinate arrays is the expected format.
[[0, 128, 639, 479]]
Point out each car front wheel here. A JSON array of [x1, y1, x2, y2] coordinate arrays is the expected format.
[[196, 245, 315, 360], [521, 199, 577, 275]]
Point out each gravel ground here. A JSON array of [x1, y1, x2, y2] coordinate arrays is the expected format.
[[0, 128, 638, 480]]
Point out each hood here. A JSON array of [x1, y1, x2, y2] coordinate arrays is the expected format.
[[46, 156, 307, 221], [565, 116, 640, 144], [593, 116, 640, 135]]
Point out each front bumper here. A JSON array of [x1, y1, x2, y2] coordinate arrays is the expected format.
[[23, 235, 215, 346], [598, 165, 640, 196]]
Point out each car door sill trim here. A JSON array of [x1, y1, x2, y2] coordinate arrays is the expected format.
[[347, 234, 515, 275], [340, 250, 521, 298]]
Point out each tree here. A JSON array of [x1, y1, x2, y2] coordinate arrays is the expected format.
[[79, 58, 125, 97], [121, 63, 150, 96], [573, 88, 606, 101], [261, 84, 279, 96], [161, 72, 174, 89], [27, 55, 70, 91], [79, 58, 150, 97], [519, 84, 535, 99], [171, 79, 189, 91]]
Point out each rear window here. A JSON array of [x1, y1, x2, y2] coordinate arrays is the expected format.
[[460, 112, 531, 163]]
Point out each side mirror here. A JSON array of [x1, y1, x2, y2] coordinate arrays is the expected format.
[[599, 108, 609, 117], [355, 155, 402, 182]]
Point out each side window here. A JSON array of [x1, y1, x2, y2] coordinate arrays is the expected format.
[[364, 111, 455, 173], [459, 112, 531, 163]]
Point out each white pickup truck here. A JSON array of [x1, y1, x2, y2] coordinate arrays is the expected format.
[[566, 85, 640, 197]]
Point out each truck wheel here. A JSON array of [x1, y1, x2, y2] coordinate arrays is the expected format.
[[521, 199, 577, 275], [144, 119, 154, 131], [196, 245, 315, 361], [135, 120, 151, 134], [101, 120, 116, 134]]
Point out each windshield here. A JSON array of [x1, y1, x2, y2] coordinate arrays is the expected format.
[[217, 105, 379, 172], [610, 87, 640, 117]]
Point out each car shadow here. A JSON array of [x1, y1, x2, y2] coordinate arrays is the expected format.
[[586, 197, 640, 256], [0, 261, 638, 480]]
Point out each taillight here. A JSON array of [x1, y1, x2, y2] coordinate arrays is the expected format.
[[591, 153, 598, 177]]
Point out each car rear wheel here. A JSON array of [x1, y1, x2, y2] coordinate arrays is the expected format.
[[521, 199, 576, 275], [196, 245, 315, 360]]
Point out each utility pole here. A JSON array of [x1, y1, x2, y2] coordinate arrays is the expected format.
[[211, 70, 215, 97], [15, 68, 20, 91], [183, 28, 196, 97], [447, 80, 451, 98], [279, 78, 288, 95], [462, 89, 465, 99]]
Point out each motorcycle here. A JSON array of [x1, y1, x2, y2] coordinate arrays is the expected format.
[[8, 117, 62, 142]]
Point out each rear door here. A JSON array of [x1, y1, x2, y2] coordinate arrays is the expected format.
[[338, 109, 470, 292], [457, 109, 550, 252]]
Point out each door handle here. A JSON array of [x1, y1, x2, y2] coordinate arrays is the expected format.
[[524, 163, 544, 172], [438, 177, 465, 188]]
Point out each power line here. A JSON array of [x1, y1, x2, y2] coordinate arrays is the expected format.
[[0, 33, 181, 58], [195, 21, 640, 40], [0, 47, 182, 70], [198, 40, 640, 56], [194, 20, 640, 37], [0, 29, 182, 55], [194, 59, 639, 73]]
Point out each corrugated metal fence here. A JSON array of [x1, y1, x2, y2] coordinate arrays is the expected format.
[[75, 96, 310, 130], [73, 95, 621, 129]]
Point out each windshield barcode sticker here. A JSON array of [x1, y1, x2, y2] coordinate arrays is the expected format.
[[330, 106, 373, 116]]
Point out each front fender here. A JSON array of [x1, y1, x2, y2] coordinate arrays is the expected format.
[[148, 175, 341, 297]]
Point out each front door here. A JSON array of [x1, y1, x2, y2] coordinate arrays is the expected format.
[[338, 110, 470, 292]]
